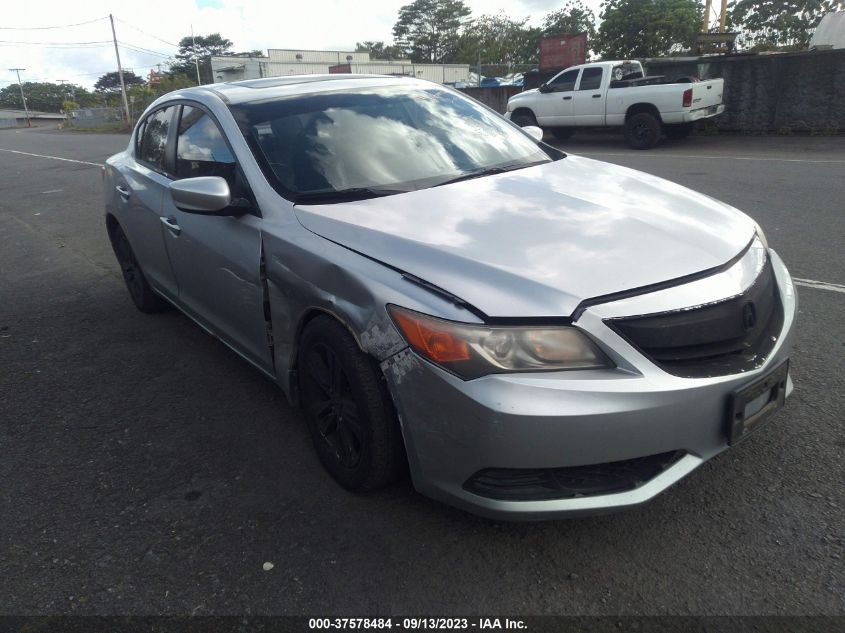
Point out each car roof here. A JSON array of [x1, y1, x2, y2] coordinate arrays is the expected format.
[[171, 74, 429, 106]]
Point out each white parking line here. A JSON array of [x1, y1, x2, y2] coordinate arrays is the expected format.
[[793, 278, 845, 294], [580, 152, 845, 164], [0, 148, 102, 167]]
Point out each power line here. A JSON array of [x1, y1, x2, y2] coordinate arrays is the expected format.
[[0, 40, 113, 48], [0, 16, 108, 30], [113, 17, 179, 48], [119, 41, 172, 59]]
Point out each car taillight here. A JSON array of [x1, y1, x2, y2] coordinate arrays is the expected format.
[[682, 88, 693, 108]]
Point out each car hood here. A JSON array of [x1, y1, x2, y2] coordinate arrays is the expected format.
[[294, 155, 754, 318], [509, 88, 537, 101]]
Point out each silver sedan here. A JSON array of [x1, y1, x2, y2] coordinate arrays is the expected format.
[[104, 75, 796, 520]]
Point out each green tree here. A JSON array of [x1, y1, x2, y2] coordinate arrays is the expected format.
[[168, 33, 233, 84], [542, 0, 598, 41], [728, 0, 842, 50], [156, 73, 197, 94], [596, 0, 702, 58], [392, 0, 473, 62], [0, 81, 90, 112], [355, 41, 407, 60], [94, 71, 145, 93], [455, 13, 541, 68]]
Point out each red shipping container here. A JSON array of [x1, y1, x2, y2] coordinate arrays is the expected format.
[[539, 33, 587, 71]]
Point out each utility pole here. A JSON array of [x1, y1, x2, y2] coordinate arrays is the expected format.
[[8, 68, 31, 127], [702, 0, 712, 31], [191, 25, 202, 85], [719, 0, 728, 32], [109, 13, 131, 125]]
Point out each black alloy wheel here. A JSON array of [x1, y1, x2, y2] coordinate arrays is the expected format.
[[298, 316, 405, 491], [624, 112, 661, 150], [302, 341, 363, 470]]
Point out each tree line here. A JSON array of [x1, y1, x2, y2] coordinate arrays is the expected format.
[[1, 0, 839, 113]]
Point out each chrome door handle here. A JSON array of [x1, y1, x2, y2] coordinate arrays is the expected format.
[[160, 216, 181, 236], [115, 185, 131, 199]]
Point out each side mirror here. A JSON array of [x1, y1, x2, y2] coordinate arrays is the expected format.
[[523, 126, 544, 141], [538, 83, 550, 94], [169, 177, 233, 215]]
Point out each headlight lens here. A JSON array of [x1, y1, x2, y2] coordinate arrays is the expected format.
[[388, 305, 613, 380]]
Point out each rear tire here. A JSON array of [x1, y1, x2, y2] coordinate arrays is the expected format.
[[624, 112, 661, 150], [664, 122, 694, 140], [298, 316, 405, 491], [109, 223, 168, 313]]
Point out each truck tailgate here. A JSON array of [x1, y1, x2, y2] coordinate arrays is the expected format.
[[691, 78, 724, 110]]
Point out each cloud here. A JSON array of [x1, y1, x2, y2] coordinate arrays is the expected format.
[[0, 0, 604, 90]]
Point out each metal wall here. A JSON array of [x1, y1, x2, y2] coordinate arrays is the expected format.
[[212, 56, 471, 85], [68, 107, 122, 128], [268, 49, 370, 64]]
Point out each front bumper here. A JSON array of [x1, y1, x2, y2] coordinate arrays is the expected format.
[[381, 250, 797, 520]]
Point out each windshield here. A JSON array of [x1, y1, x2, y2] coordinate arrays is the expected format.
[[230, 83, 556, 202]]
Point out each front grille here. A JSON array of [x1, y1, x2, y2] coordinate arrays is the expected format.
[[463, 451, 685, 501], [607, 258, 783, 378]]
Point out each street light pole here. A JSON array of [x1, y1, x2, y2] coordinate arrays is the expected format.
[[8, 68, 31, 127], [191, 25, 202, 85]]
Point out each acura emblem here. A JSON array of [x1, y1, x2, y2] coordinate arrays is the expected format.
[[741, 302, 757, 331]]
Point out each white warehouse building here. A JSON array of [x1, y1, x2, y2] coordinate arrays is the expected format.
[[211, 48, 471, 85]]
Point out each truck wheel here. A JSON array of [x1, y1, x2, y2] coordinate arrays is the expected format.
[[552, 128, 575, 140], [625, 112, 661, 150], [664, 123, 694, 140], [512, 112, 537, 128], [298, 316, 406, 491]]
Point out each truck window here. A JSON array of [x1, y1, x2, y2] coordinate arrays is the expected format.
[[578, 67, 603, 91], [548, 68, 579, 92]]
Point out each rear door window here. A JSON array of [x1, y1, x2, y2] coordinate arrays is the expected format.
[[578, 67, 604, 91], [138, 106, 175, 169]]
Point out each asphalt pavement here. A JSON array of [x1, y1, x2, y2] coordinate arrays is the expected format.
[[0, 126, 842, 616]]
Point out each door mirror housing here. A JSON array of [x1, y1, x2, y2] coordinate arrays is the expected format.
[[538, 83, 551, 94], [169, 176, 234, 215], [523, 126, 544, 142]]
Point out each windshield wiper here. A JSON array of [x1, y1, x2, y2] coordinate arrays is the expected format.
[[433, 160, 550, 188], [292, 187, 408, 205]]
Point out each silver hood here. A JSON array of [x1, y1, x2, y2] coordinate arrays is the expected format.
[[294, 155, 755, 318]]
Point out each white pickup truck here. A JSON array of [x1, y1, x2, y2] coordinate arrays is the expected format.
[[505, 60, 725, 149]]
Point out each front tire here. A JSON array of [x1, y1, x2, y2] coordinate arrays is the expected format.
[[109, 223, 168, 313], [511, 111, 537, 128], [624, 112, 661, 149], [298, 316, 405, 491]]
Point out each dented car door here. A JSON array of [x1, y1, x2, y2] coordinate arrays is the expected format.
[[160, 103, 273, 374]]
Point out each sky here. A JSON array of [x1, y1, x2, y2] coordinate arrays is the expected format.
[[0, 0, 605, 90]]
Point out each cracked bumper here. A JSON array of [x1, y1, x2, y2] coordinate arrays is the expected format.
[[381, 251, 797, 520]]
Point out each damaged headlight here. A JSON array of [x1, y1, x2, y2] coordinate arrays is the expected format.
[[388, 305, 613, 380]]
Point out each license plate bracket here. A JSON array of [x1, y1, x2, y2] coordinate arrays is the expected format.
[[726, 360, 789, 444]]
